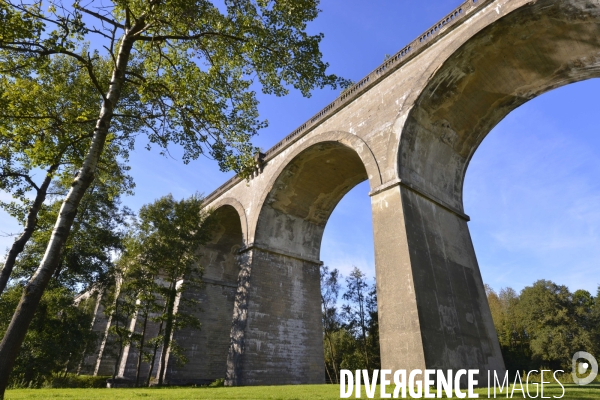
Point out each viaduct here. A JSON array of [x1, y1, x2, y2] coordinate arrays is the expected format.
[[83, 0, 600, 386]]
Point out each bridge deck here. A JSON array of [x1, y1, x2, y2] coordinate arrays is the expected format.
[[204, 0, 491, 205]]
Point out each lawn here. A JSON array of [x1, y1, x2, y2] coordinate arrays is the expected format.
[[5, 384, 600, 399]]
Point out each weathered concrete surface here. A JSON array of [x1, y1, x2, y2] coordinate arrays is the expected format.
[[226, 249, 324, 385], [87, 0, 600, 386], [165, 205, 242, 385]]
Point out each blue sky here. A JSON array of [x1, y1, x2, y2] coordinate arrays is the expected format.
[[1, 1, 599, 295]]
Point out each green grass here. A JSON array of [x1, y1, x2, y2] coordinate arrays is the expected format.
[[5, 384, 600, 399]]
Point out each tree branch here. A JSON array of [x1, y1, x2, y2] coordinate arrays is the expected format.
[[0, 114, 60, 121], [0, 171, 40, 191], [73, 3, 125, 29], [134, 31, 249, 44], [1, 41, 108, 100]]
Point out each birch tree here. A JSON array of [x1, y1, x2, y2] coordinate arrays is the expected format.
[[8, 175, 132, 291], [0, 55, 137, 294], [134, 194, 212, 386], [107, 194, 212, 386], [0, 0, 347, 394]]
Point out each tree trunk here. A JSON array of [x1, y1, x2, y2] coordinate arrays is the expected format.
[[146, 300, 169, 387], [135, 307, 149, 387], [326, 333, 339, 384], [53, 184, 98, 280], [324, 358, 333, 384], [146, 321, 164, 387], [0, 165, 57, 295], [0, 30, 138, 398], [77, 291, 103, 375], [357, 289, 370, 371], [112, 343, 124, 383], [157, 280, 177, 386], [146, 336, 160, 387], [111, 300, 124, 382]]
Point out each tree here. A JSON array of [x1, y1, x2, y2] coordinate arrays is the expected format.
[[486, 280, 599, 373], [135, 194, 213, 385], [6, 165, 133, 292], [0, 55, 137, 294], [485, 285, 530, 372], [329, 328, 364, 373], [365, 278, 380, 370], [320, 265, 341, 383], [592, 286, 600, 356], [516, 280, 596, 370], [104, 194, 213, 386], [572, 289, 596, 339], [112, 235, 162, 387], [321, 266, 380, 378], [0, 159, 131, 387], [0, 284, 96, 388], [321, 266, 381, 380], [341, 266, 373, 371], [0, 2, 41, 57], [100, 273, 137, 383], [0, 1, 348, 394], [0, 172, 131, 385]]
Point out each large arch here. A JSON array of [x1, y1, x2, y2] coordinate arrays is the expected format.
[[254, 139, 373, 259], [399, 0, 600, 211], [377, 0, 600, 382], [246, 130, 382, 244], [209, 198, 249, 245], [226, 139, 373, 385]]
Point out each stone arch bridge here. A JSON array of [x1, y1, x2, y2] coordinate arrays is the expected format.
[[85, 0, 600, 386]]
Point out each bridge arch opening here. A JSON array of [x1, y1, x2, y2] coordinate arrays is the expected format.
[[254, 141, 369, 259], [399, 0, 600, 211], [464, 78, 600, 293], [387, 0, 600, 380], [169, 203, 244, 384], [462, 78, 600, 373], [203, 204, 245, 282]]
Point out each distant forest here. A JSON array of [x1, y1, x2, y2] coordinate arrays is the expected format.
[[320, 265, 600, 383]]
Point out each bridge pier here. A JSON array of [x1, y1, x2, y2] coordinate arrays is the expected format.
[[371, 182, 504, 385], [226, 246, 324, 385]]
